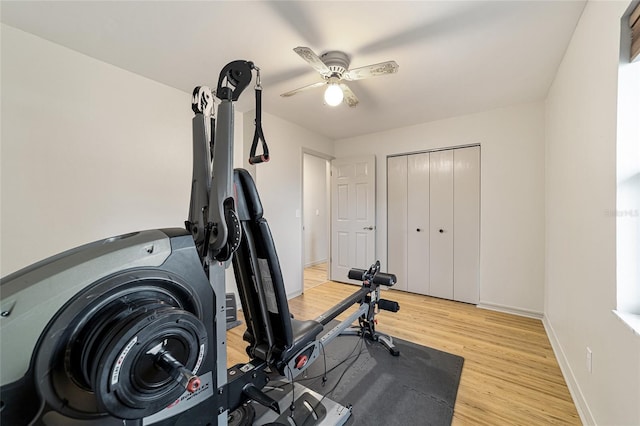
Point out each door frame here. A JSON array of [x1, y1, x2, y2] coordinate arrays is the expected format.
[[301, 148, 334, 292]]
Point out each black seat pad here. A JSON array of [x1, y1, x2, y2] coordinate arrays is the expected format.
[[233, 168, 322, 369], [285, 318, 324, 360]]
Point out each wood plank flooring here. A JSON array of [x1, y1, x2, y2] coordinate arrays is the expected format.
[[226, 265, 581, 425], [303, 262, 328, 291]]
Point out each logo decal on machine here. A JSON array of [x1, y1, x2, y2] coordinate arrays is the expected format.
[[143, 371, 214, 425], [193, 343, 205, 374], [111, 336, 138, 385]]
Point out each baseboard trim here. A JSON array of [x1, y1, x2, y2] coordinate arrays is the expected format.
[[287, 289, 303, 300], [542, 316, 594, 425], [477, 302, 543, 319]]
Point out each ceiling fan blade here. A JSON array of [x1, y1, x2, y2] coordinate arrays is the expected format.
[[339, 83, 359, 107], [280, 81, 326, 97], [344, 61, 399, 81], [268, 3, 324, 48], [293, 46, 332, 77]]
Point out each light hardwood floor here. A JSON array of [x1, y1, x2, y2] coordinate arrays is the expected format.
[[303, 262, 328, 291], [227, 266, 580, 425]]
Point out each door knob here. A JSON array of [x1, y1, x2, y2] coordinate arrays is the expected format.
[[439, 229, 444, 233], [363, 226, 374, 231], [416, 228, 421, 232]]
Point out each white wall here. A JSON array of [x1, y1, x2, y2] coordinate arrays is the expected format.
[[254, 112, 334, 298], [0, 24, 246, 308], [303, 153, 329, 266], [334, 101, 546, 315], [544, 1, 640, 425], [1, 24, 194, 275]]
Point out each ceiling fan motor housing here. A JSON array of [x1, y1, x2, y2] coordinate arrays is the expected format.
[[284, 46, 397, 107], [320, 51, 350, 78]]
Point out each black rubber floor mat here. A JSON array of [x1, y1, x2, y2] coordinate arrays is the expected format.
[[295, 331, 464, 426]]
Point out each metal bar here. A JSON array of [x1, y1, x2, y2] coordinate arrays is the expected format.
[[207, 99, 234, 254], [319, 303, 369, 348], [209, 261, 228, 426], [386, 143, 481, 159], [314, 287, 369, 326], [187, 114, 212, 251]]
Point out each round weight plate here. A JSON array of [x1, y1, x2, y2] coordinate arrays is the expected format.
[[33, 270, 204, 420], [93, 307, 207, 419]]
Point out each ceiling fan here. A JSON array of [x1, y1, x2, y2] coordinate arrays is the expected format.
[[280, 46, 399, 107]]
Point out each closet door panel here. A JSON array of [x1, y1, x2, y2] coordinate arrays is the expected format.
[[454, 146, 480, 303], [407, 153, 430, 295], [387, 156, 408, 291], [429, 150, 454, 300]]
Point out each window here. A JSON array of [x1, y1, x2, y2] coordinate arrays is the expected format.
[[630, 2, 640, 62], [615, 1, 640, 333]]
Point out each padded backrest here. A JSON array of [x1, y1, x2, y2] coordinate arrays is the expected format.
[[232, 169, 293, 363]]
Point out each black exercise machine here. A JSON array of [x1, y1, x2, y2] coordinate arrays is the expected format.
[[0, 60, 399, 426]]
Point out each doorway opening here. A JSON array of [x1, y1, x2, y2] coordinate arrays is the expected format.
[[302, 152, 331, 292]]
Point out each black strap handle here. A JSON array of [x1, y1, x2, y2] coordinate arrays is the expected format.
[[249, 88, 270, 165]]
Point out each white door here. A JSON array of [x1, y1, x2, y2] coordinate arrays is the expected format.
[[429, 150, 454, 299], [387, 156, 408, 291], [331, 155, 376, 283], [407, 153, 430, 295], [453, 146, 480, 303]]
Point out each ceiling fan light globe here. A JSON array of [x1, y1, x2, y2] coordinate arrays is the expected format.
[[324, 84, 344, 106]]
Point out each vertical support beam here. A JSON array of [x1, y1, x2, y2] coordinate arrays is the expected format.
[[209, 261, 229, 426], [208, 99, 235, 256]]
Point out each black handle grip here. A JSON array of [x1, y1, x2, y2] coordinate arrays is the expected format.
[[248, 154, 270, 165], [243, 383, 280, 414], [249, 87, 269, 165], [373, 272, 397, 286], [348, 268, 396, 286], [378, 299, 400, 312], [347, 268, 366, 281]]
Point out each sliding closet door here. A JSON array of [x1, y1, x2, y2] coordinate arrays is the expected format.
[[387, 156, 408, 291], [388, 146, 480, 301], [453, 146, 480, 303], [407, 153, 430, 294], [429, 150, 454, 300]]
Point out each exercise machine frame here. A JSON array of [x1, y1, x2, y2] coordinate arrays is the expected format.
[[185, 60, 400, 425], [0, 60, 399, 426]]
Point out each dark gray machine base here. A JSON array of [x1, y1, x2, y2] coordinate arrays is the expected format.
[[251, 382, 352, 426]]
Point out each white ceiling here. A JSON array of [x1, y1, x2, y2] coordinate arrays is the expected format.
[[1, 1, 586, 140]]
